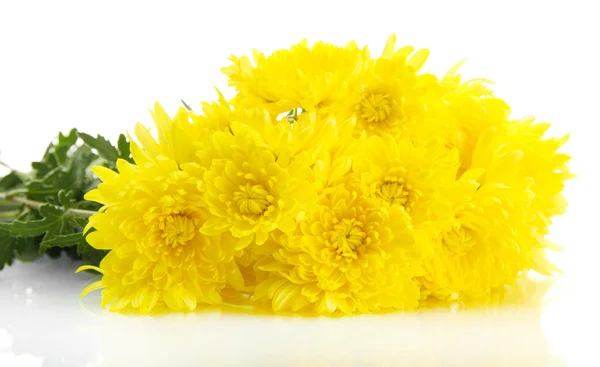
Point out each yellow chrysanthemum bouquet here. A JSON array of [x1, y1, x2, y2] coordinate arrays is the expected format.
[[0, 35, 571, 315]]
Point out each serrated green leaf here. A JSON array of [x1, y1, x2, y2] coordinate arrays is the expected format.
[[74, 199, 102, 212], [45, 246, 62, 259], [42, 232, 84, 247], [0, 229, 15, 270], [25, 167, 72, 201], [31, 161, 52, 178], [78, 132, 119, 163], [58, 190, 76, 210], [77, 239, 107, 265], [58, 129, 78, 146], [71, 217, 89, 230], [33, 144, 59, 179], [15, 207, 38, 221], [0, 204, 65, 237], [70, 145, 96, 192], [13, 236, 41, 262], [117, 134, 133, 163], [54, 129, 78, 164], [0, 171, 24, 191]]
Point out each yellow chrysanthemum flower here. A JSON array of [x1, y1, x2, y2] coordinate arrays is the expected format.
[[131, 103, 200, 166], [468, 120, 571, 272], [196, 129, 317, 247], [81, 157, 245, 313], [78, 103, 250, 313], [420, 119, 570, 303], [497, 118, 571, 232], [349, 35, 444, 139], [352, 134, 459, 227], [222, 39, 369, 116], [418, 170, 532, 302], [228, 104, 357, 173], [440, 61, 511, 174], [133, 97, 238, 168], [252, 183, 422, 314]]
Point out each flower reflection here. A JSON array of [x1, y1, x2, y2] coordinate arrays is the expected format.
[[92, 275, 564, 366], [1, 258, 565, 366]]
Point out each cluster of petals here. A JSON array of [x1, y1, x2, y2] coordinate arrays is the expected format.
[[81, 35, 571, 314]]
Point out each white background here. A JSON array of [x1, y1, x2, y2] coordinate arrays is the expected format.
[[1, 1, 599, 366]]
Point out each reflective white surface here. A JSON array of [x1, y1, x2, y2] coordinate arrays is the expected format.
[[1, 1, 599, 366], [1, 255, 598, 367]]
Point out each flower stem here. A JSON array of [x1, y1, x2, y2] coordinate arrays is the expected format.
[[0, 192, 97, 218]]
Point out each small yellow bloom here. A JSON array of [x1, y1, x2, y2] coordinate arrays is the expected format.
[[440, 63, 511, 174], [350, 35, 443, 139], [353, 134, 459, 233], [196, 129, 316, 247], [252, 183, 423, 314], [222, 39, 369, 116], [131, 103, 200, 167], [420, 119, 570, 302], [419, 173, 530, 302], [499, 118, 572, 232], [83, 157, 245, 313]]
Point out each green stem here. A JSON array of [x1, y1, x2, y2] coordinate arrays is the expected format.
[[0, 193, 96, 218], [286, 108, 299, 123], [181, 99, 193, 112]]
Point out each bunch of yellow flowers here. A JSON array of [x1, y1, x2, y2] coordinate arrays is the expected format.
[[79, 35, 571, 315]]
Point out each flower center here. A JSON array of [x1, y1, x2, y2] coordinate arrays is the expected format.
[[442, 226, 476, 256], [233, 183, 272, 216], [333, 219, 366, 258], [358, 93, 393, 124], [161, 215, 196, 247], [375, 177, 413, 210]]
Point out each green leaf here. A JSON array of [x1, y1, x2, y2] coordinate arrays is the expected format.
[[31, 161, 52, 179], [15, 207, 37, 221], [77, 132, 119, 163], [13, 236, 41, 262], [0, 202, 87, 254], [117, 134, 133, 163], [54, 128, 78, 164], [58, 190, 76, 210], [0, 204, 65, 237], [42, 232, 84, 247], [0, 171, 24, 191], [0, 229, 15, 270], [71, 217, 89, 230], [33, 144, 59, 178], [70, 145, 97, 192], [58, 128, 78, 146], [77, 237, 107, 265], [25, 146, 96, 203], [25, 167, 72, 201]]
